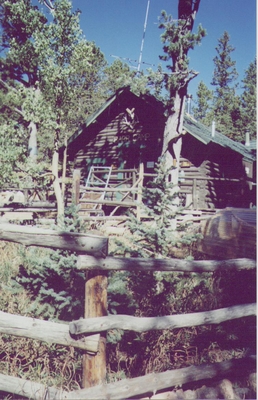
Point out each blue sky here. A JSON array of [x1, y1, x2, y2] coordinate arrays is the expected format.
[[70, 0, 256, 98]]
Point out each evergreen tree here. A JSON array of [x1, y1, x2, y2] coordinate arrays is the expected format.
[[114, 159, 199, 259], [0, 0, 106, 217], [14, 205, 89, 321], [240, 58, 257, 141], [211, 31, 241, 139], [102, 60, 137, 96], [192, 80, 213, 125], [125, 160, 180, 258], [0, 122, 27, 186]]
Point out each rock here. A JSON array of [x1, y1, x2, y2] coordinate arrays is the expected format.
[[234, 387, 249, 399], [218, 379, 238, 399], [183, 389, 197, 399], [196, 385, 219, 399], [145, 389, 186, 400], [248, 372, 257, 394], [151, 389, 184, 399]]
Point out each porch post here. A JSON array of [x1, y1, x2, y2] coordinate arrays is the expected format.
[[137, 162, 144, 220]]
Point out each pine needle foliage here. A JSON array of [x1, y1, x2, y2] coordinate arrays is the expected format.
[[15, 205, 88, 321], [112, 158, 200, 259], [113, 158, 184, 259], [16, 246, 84, 321]]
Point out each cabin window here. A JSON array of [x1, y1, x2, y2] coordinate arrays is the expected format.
[[243, 160, 253, 178], [147, 161, 155, 169]]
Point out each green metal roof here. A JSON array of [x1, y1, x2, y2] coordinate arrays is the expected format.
[[183, 114, 256, 162]]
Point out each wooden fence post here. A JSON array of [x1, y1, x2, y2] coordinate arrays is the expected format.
[[82, 235, 108, 388]]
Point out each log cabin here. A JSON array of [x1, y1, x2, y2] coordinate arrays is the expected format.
[[66, 87, 256, 213], [67, 86, 165, 175], [181, 115, 256, 209]]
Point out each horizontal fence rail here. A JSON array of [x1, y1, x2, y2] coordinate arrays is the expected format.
[[69, 303, 256, 335], [0, 223, 108, 256], [77, 255, 256, 272], [0, 356, 255, 400], [66, 356, 256, 400], [0, 311, 99, 352]]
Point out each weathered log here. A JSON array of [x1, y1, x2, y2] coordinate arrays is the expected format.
[[26, 201, 56, 208], [81, 187, 138, 192], [70, 303, 256, 335], [77, 255, 256, 272], [0, 211, 34, 221], [80, 198, 139, 207], [0, 357, 255, 400], [0, 223, 108, 256], [0, 311, 100, 352], [0, 373, 66, 400], [78, 216, 128, 221], [65, 356, 256, 400], [2, 208, 56, 213]]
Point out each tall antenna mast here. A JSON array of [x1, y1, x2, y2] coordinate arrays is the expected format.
[[137, 0, 150, 72]]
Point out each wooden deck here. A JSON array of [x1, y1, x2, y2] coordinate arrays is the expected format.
[[0, 163, 255, 226]]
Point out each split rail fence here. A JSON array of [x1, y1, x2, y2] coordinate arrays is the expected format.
[[0, 223, 256, 399]]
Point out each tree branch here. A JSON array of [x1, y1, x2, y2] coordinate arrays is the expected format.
[[0, 102, 24, 118], [13, 107, 24, 117], [0, 79, 17, 93]]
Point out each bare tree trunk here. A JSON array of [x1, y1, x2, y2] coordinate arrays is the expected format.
[[162, 92, 185, 228], [62, 136, 68, 199], [52, 147, 64, 220], [161, 0, 202, 222], [28, 121, 37, 160], [162, 92, 185, 188], [28, 87, 41, 160]]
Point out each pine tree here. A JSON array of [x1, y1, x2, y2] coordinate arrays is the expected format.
[[113, 158, 199, 259], [211, 31, 241, 139], [192, 80, 213, 125], [0, 0, 106, 217], [15, 205, 89, 321], [240, 58, 257, 141]]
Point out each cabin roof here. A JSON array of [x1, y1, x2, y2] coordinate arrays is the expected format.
[[67, 87, 256, 162], [183, 114, 256, 162], [67, 89, 124, 145], [67, 86, 164, 146]]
